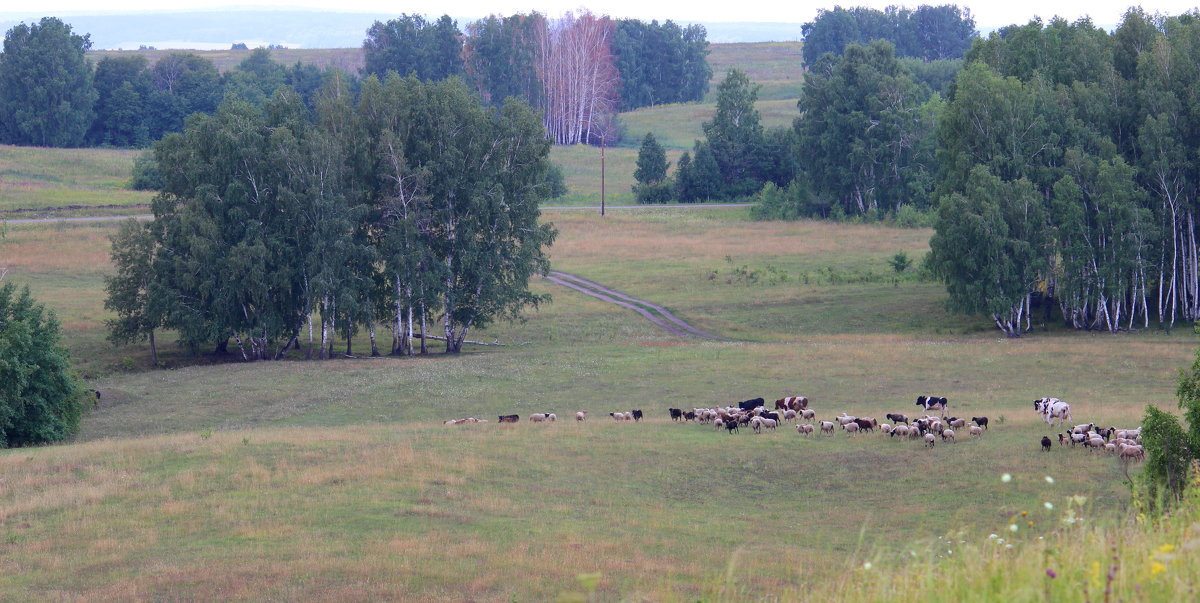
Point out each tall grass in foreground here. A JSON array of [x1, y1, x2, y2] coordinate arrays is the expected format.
[[776, 464, 1200, 602]]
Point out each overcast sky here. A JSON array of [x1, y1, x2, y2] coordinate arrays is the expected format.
[[6, 1, 1199, 28]]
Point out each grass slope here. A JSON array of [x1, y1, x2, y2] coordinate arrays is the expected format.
[[0, 206, 1191, 599], [0, 145, 152, 216]]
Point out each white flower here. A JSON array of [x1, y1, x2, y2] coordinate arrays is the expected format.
[[1044, 476, 1055, 484], [1009, 523, 1019, 532], [1044, 502, 1054, 510], [1001, 473, 1013, 483], [863, 562, 873, 570], [988, 534, 999, 539]]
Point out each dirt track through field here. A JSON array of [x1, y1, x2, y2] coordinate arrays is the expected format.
[[544, 270, 726, 340]]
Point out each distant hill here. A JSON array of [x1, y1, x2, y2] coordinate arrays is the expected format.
[[0, 9, 803, 50]]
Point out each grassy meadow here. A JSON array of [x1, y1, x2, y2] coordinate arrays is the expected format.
[[2, 204, 1196, 600], [0, 145, 153, 216]]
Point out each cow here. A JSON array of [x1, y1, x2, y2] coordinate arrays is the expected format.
[[738, 397, 765, 411], [669, 408, 683, 422], [1034, 398, 1072, 426], [775, 396, 809, 411], [498, 414, 519, 423], [916, 396, 948, 415]]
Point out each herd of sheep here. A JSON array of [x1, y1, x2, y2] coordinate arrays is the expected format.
[[442, 395, 1144, 460]]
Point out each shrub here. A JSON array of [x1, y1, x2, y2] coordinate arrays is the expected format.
[[129, 151, 162, 191]]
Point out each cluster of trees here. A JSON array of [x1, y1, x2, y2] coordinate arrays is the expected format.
[[0, 17, 344, 148], [928, 11, 1200, 335], [364, 12, 710, 145], [801, 4, 977, 64], [634, 69, 797, 204], [105, 73, 558, 360]]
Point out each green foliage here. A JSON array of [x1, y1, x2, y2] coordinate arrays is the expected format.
[[541, 162, 568, 199], [801, 5, 977, 65], [0, 282, 85, 447], [888, 252, 913, 275], [796, 41, 936, 216], [633, 132, 668, 186], [1138, 405, 1193, 511], [363, 14, 464, 82], [928, 167, 1050, 336], [0, 17, 98, 147], [613, 19, 711, 110], [103, 219, 161, 365], [750, 181, 821, 220], [463, 13, 543, 107], [129, 151, 163, 191]]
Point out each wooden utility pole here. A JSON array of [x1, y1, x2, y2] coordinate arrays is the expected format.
[[600, 134, 606, 216]]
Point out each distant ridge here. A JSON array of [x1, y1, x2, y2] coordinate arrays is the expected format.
[[0, 9, 804, 50]]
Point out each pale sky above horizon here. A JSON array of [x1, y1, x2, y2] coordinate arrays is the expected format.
[[6, 1, 1199, 29]]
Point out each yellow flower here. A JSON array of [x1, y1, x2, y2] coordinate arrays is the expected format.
[[1021, 510, 1029, 517], [1158, 544, 1175, 554], [1150, 562, 1167, 576]]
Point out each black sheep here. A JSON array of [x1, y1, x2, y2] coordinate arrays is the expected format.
[[1041, 436, 1052, 452], [971, 416, 989, 430], [631, 409, 643, 422]]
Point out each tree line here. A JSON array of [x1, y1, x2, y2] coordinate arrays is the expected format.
[[0, 13, 710, 150], [365, 12, 711, 145], [105, 73, 558, 360], [801, 4, 977, 64]]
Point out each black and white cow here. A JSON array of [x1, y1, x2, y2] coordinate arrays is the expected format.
[[915, 395, 948, 416]]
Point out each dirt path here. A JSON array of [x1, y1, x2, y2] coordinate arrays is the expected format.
[[544, 270, 726, 340]]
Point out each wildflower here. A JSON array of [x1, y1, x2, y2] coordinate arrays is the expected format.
[[1150, 562, 1166, 576], [863, 562, 873, 570], [988, 534, 999, 539], [1021, 510, 1029, 517], [1046, 569, 1057, 579], [1045, 476, 1055, 484], [1157, 544, 1175, 554], [1002, 473, 1013, 483], [1009, 524, 1019, 533], [1044, 502, 1054, 510], [1028, 521, 1035, 527]]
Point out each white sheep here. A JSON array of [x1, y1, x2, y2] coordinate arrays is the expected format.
[[880, 423, 892, 434], [759, 417, 778, 431], [801, 408, 816, 420], [924, 432, 936, 447], [530, 413, 547, 423], [575, 411, 587, 421], [547, 413, 557, 422], [797, 423, 814, 436], [837, 414, 857, 425], [843, 422, 860, 435], [941, 428, 955, 442], [969, 425, 982, 437], [820, 420, 835, 435], [892, 425, 910, 437], [783, 409, 798, 422]]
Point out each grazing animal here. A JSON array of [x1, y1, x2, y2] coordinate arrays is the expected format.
[[801, 408, 816, 420], [941, 429, 956, 442], [924, 433, 936, 447], [499, 414, 519, 423], [683, 410, 696, 421], [1057, 433, 1065, 446], [969, 425, 983, 437], [547, 413, 557, 422], [842, 422, 860, 435], [738, 398, 765, 411], [1041, 436, 1052, 451], [971, 416, 989, 430], [669, 408, 683, 421], [885, 413, 909, 425], [725, 420, 740, 434], [576, 411, 588, 422], [783, 409, 798, 421], [891, 425, 910, 438], [1035, 398, 1072, 426], [820, 421, 836, 435], [88, 389, 101, 407], [853, 418, 875, 433], [529, 413, 547, 423], [797, 423, 814, 436], [775, 396, 809, 411], [916, 396, 949, 415], [631, 409, 643, 422], [948, 417, 966, 429]]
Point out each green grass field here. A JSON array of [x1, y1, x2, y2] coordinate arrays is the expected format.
[[1, 205, 1192, 599], [0, 145, 153, 216]]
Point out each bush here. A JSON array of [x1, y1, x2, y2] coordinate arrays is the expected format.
[[542, 163, 568, 199], [751, 180, 828, 220], [0, 283, 85, 447], [893, 204, 933, 228], [129, 151, 162, 191], [634, 182, 674, 204]]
